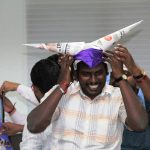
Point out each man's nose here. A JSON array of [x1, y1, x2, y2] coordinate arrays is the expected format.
[[90, 74, 97, 84]]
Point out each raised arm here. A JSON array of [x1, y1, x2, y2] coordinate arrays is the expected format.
[[0, 81, 38, 105], [27, 54, 73, 133], [0, 95, 16, 115], [114, 44, 150, 102], [0, 81, 19, 94], [0, 95, 27, 124], [104, 47, 148, 131]]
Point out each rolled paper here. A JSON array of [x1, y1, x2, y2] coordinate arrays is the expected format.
[[23, 20, 143, 55], [90, 20, 143, 50], [23, 42, 86, 55], [23, 43, 49, 50]]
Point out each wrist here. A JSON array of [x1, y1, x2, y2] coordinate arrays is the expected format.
[[59, 81, 70, 94], [130, 66, 141, 76], [135, 75, 147, 83], [114, 74, 128, 83], [133, 69, 146, 80], [8, 103, 16, 115], [8, 82, 20, 91], [13, 83, 20, 91]]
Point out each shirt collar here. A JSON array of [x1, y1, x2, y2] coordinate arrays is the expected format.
[[40, 82, 115, 103], [69, 82, 114, 99], [101, 84, 114, 96]]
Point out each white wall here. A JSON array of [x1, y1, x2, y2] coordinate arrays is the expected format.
[[0, 0, 27, 84], [0, 0, 30, 114]]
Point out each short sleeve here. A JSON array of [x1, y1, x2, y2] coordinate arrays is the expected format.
[[17, 85, 39, 105]]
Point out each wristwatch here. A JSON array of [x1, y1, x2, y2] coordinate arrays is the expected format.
[[115, 74, 127, 83]]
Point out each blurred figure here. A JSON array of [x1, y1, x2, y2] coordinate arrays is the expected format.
[[20, 54, 60, 150], [0, 54, 60, 150], [109, 69, 145, 150], [106, 44, 150, 150]]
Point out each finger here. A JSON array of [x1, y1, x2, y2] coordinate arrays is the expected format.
[[104, 51, 119, 63], [69, 55, 73, 60], [69, 67, 72, 71], [64, 55, 73, 64], [58, 55, 65, 64], [116, 56, 126, 62], [1, 129, 6, 134], [104, 51, 114, 58], [104, 57, 112, 64], [114, 48, 128, 58], [66, 54, 73, 60], [114, 46, 128, 54], [116, 44, 128, 50], [58, 58, 62, 64], [114, 52, 126, 62], [104, 50, 114, 54]]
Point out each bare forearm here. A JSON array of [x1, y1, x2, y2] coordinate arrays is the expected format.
[[137, 76, 150, 102], [131, 67, 150, 102], [1, 81, 20, 92], [15, 124, 24, 133], [3, 123, 24, 136], [119, 80, 148, 131], [27, 86, 63, 133], [27, 54, 72, 133]]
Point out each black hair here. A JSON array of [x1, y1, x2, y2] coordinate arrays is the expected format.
[[46, 54, 59, 62], [30, 55, 60, 94]]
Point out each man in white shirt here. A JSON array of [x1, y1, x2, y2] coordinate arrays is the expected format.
[[0, 54, 60, 149], [20, 54, 60, 150], [27, 47, 148, 149]]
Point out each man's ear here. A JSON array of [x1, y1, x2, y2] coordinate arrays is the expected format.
[[104, 62, 108, 75], [72, 70, 78, 81], [32, 85, 39, 92]]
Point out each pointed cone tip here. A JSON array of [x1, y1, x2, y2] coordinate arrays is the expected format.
[[133, 20, 143, 26], [23, 44, 33, 46], [23, 43, 39, 47]]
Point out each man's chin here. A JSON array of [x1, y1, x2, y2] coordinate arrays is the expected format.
[[86, 91, 100, 99]]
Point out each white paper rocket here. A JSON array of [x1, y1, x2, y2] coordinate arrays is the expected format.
[[23, 20, 143, 55]]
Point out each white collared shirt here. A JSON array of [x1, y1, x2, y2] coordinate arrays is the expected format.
[[50, 82, 127, 150], [17, 84, 38, 106], [20, 122, 52, 150], [8, 85, 39, 124], [20, 88, 55, 150]]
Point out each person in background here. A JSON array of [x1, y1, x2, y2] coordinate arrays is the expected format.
[[20, 54, 60, 150], [27, 47, 148, 149], [0, 95, 25, 134], [0, 94, 14, 150], [112, 44, 150, 102], [0, 54, 60, 150], [0, 80, 39, 150], [109, 66, 146, 150], [106, 44, 150, 150]]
